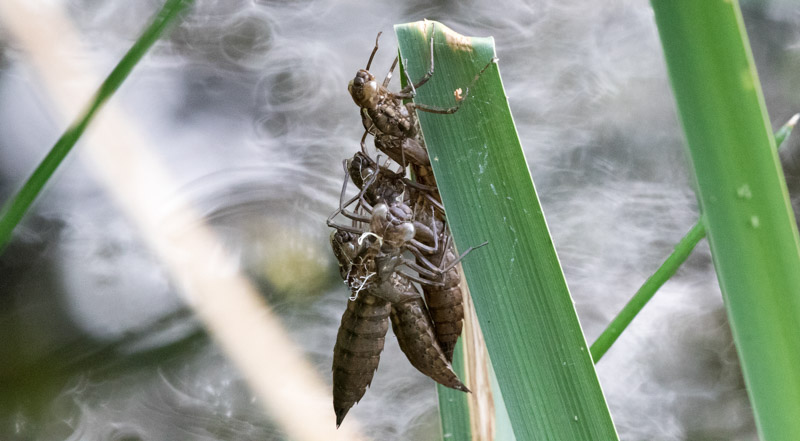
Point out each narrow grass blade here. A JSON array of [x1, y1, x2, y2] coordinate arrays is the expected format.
[[0, 0, 194, 252], [2, 4, 368, 437], [652, 1, 800, 438], [396, 21, 618, 440], [591, 113, 797, 362], [591, 219, 706, 361]]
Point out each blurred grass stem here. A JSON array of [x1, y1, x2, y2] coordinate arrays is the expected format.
[[0, 0, 192, 251], [0, 2, 366, 439]]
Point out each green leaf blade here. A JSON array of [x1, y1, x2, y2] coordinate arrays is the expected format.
[[395, 21, 618, 441], [436, 342, 471, 440], [652, 1, 800, 439]]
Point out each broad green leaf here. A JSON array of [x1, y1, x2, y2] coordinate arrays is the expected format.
[[652, 1, 800, 439], [396, 21, 618, 441]]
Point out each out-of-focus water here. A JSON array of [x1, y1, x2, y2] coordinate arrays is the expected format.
[[1, 0, 799, 439]]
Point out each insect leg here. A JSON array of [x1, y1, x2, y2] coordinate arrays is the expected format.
[[408, 234, 438, 254], [330, 184, 371, 225], [438, 241, 490, 272], [410, 56, 499, 115], [428, 194, 445, 213], [365, 31, 382, 71], [359, 130, 370, 156], [411, 221, 436, 247], [327, 175, 368, 228], [411, 102, 460, 115], [402, 178, 438, 193], [332, 294, 391, 427], [382, 56, 399, 88], [396, 269, 444, 288], [399, 22, 437, 94], [402, 249, 442, 276], [327, 221, 365, 235]]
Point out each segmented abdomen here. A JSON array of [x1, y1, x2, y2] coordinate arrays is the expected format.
[[375, 136, 430, 168], [405, 168, 464, 363], [388, 274, 469, 392], [332, 293, 391, 427], [422, 248, 463, 362]]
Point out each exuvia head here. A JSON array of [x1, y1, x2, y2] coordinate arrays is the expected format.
[[370, 203, 414, 247], [371, 202, 390, 223], [394, 222, 415, 245], [349, 31, 383, 109], [348, 69, 379, 108], [330, 230, 357, 278], [347, 151, 376, 190], [330, 231, 360, 259]]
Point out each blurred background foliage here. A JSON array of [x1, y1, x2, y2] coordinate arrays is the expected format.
[[2, 0, 800, 439]]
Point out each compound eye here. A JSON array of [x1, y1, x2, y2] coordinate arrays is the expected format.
[[357, 69, 373, 81], [399, 223, 415, 242], [373, 203, 389, 219]]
